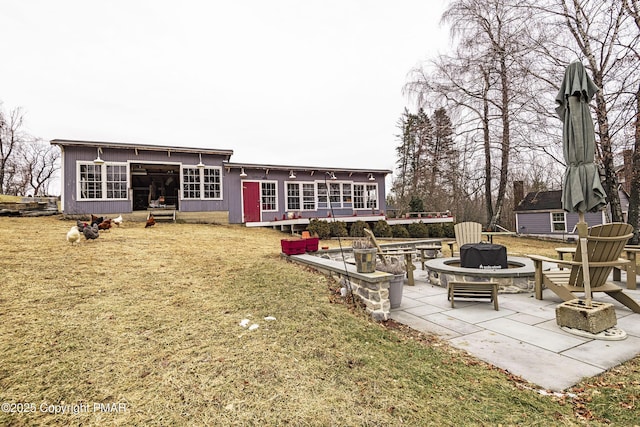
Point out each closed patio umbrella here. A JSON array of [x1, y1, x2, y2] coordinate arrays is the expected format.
[[555, 61, 607, 236], [555, 61, 607, 306]]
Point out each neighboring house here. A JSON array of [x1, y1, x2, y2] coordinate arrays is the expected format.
[[514, 189, 630, 237], [51, 139, 392, 225], [515, 190, 606, 237]]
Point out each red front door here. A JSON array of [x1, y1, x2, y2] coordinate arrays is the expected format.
[[242, 181, 261, 223]]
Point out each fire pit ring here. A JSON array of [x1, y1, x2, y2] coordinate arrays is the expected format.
[[424, 256, 536, 294]]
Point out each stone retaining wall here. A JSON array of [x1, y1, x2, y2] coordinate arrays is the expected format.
[[282, 253, 393, 321]]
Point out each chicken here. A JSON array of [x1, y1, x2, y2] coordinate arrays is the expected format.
[[145, 214, 156, 228], [66, 225, 81, 244], [83, 223, 100, 240], [76, 220, 88, 233], [112, 215, 123, 227], [90, 215, 104, 227], [98, 219, 112, 231]]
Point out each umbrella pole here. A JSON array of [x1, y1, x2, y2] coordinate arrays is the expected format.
[[576, 211, 588, 239], [576, 212, 592, 307], [579, 237, 592, 307]]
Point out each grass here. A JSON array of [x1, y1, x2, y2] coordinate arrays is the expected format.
[[0, 194, 22, 202], [0, 216, 638, 425]]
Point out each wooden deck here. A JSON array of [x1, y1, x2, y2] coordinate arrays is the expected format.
[[246, 213, 454, 232]]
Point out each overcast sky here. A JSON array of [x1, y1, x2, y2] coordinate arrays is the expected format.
[[0, 1, 451, 174]]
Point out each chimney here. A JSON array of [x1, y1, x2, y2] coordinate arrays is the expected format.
[[513, 181, 524, 207], [623, 149, 633, 193]]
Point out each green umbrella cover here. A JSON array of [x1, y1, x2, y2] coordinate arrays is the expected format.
[[555, 61, 608, 306], [555, 61, 607, 218]]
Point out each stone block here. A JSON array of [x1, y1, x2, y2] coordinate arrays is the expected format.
[[555, 299, 617, 334]]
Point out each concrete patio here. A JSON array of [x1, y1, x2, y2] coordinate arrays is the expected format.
[[391, 265, 640, 392]]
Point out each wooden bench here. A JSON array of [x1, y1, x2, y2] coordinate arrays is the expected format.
[[448, 280, 499, 310], [612, 246, 639, 290], [416, 244, 441, 270], [555, 246, 576, 270]]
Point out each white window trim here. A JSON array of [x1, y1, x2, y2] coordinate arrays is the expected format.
[[353, 182, 379, 210], [180, 165, 223, 201], [285, 181, 317, 212], [260, 180, 278, 212], [551, 211, 566, 232], [76, 161, 129, 201]]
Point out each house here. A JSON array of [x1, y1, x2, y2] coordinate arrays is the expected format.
[[51, 139, 393, 226], [514, 188, 630, 237]]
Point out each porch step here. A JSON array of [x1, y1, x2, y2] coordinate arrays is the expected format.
[[148, 209, 176, 222]]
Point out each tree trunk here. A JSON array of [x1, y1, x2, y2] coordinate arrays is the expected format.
[[489, 54, 510, 232], [593, 89, 624, 222], [628, 83, 640, 244], [482, 70, 493, 225]]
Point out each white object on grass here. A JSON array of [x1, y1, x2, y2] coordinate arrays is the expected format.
[[248, 324, 259, 331], [239, 319, 250, 328], [264, 316, 276, 321]]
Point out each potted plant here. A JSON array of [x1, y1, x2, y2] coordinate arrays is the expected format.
[[352, 238, 377, 273], [280, 237, 306, 255], [376, 257, 406, 309]]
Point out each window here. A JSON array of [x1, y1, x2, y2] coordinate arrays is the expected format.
[[106, 165, 128, 199], [78, 162, 128, 200], [286, 182, 317, 211], [353, 184, 365, 209], [317, 183, 328, 208], [302, 183, 316, 210], [366, 184, 378, 209], [552, 212, 566, 232], [79, 163, 102, 199], [182, 166, 222, 200], [342, 183, 352, 205], [261, 182, 277, 211], [354, 183, 378, 210], [287, 183, 300, 210], [329, 183, 341, 204], [203, 168, 221, 199], [182, 168, 201, 199]]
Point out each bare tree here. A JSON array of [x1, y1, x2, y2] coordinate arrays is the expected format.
[[0, 103, 58, 196], [0, 105, 27, 195], [405, 0, 536, 230], [622, 0, 640, 243], [531, 0, 639, 222], [22, 139, 60, 196]]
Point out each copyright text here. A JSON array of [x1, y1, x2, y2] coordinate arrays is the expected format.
[[1, 402, 127, 415]]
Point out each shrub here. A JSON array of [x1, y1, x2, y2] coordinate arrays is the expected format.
[[407, 222, 429, 238], [349, 220, 370, 237], [330, 221, 348, 237], [373, 220, 393, 238], [391, 225, 410, 238], [441, 223, 455, 238], [307, 219, 331, 240], [427, 224, 445, 238]]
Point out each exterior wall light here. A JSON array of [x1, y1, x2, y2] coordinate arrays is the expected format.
[[93, 147, 105, 165]]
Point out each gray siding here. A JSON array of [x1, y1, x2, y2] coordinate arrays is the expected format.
[[60, 146, 230, 215], [517, 211, 605, 235], [225, 168, 387, 224], [56, 143, 388, 223]]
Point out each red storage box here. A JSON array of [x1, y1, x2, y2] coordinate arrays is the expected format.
[[305, 237, 319, 252], [281, 239, 307, 255]]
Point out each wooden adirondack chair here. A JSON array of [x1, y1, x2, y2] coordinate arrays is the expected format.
[[447, 221, 483, 256], [528, 223, 640, 313]]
